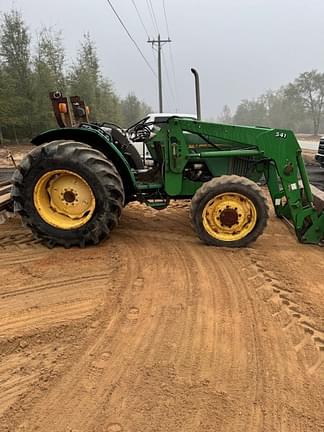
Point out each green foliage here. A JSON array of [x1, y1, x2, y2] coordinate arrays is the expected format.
[[69, 33, 100, 111], [234, 98, 268, 126], [230, 71, 324, 135], [32, 28, 66, 134], [286, 70, 324, 135], [95, 78, 123, 124], [0, 9, 32, 140], [0, 11, 151, 143], [120, 93, 151, 127], [0, 10, 30, 85]]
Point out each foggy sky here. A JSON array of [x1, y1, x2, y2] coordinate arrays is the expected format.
[[1, 0, 324, 118]]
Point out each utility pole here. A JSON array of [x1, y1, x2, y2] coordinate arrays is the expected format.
[[147, 35, 171, 112]]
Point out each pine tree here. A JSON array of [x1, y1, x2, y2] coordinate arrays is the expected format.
[[121, 93, 151, 127], [69, 33, 101, 118], [0, 9, 32, 140], [32, 27, 65, 133]]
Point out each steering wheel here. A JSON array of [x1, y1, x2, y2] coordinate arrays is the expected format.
[[130, 124, 151, 142]]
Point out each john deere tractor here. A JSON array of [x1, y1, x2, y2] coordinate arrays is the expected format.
[[9, 92, 324, 248]]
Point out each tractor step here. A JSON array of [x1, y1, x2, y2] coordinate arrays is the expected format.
[[145, 197, 170, 210], [137, 182, 163, 190]]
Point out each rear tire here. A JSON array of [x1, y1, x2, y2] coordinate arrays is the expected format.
[[11, 140, 124, 248], [190, 175, 269, 247]]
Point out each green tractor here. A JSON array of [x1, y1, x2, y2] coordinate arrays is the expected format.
[[10, 92, 324, 248]]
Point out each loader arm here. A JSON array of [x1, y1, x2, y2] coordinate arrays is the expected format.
[[166, 118, 324, 244]]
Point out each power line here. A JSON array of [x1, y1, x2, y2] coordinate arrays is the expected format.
[[145, 0, 159, 34], [168, 45, 177, 101], [161, 0, 176, 74], [105, 0, 156, 77], [162, 0, 170, 37], [161, 0, 178, 109], [162, 50, 177, 111], [130, 0, 150, 39], [148, 0, 160, 33]]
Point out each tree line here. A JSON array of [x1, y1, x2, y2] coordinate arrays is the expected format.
[[218, 70, 324, 136], [0, 10, 151, 144]]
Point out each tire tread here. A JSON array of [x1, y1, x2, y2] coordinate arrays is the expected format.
[[11, 140, 124, 248], [190, 175, 269, 247]]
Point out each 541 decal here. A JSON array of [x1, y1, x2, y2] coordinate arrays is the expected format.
[[275, 131, 287, 139]]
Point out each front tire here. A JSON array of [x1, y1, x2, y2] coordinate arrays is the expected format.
[[11, 140, 124, 248], [190, 175, 269, 247]]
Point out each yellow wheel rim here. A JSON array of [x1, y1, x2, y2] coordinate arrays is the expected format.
[[33, 170, 96, 230], [202, 192, 257, 242]]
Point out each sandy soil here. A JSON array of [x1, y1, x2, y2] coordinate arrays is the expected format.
[[0, 201, 323, 432]]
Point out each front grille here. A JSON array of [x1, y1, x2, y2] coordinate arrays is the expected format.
[[229, 158, 251, 176]]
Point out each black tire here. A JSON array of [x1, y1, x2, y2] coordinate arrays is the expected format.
[[190, 175, 269, 247], [11, 140, 124, 248]]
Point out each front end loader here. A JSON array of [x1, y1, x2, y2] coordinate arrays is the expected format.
[[5, 94, 324, 248]]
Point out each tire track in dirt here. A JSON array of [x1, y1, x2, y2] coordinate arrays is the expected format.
[[91, 240, 191, 428], [0, 300, 100, 337], [0, 217, 41, 250], [0, 341, 71, 418], [17, 235, 162, 431], [0, 221, 44, 266], [124, 208, 324, 431], [9, 230, 234, 431], [92, 234, 237, 432], [0, 204, 323, 431], [0, 226, 125, 430], [13, 211, 305, 430], [0, 232, 41, 248], [172, 244, 254, 431], [241, 248, 324, 376], [0, 272, 112, 339], [0, 273, 112, 298], [227, 249, 324, 431], [0, 255, 44, 267], [191, 245, 290, 431], [17, 219, 280, 431]]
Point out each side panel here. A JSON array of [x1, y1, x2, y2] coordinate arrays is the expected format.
[[32, 127, 137, 197]]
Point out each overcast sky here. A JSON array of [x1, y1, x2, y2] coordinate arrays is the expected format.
[[2, 0, 324, 118]]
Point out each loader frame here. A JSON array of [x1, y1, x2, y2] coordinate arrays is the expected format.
[[139, 118, 324, 244]]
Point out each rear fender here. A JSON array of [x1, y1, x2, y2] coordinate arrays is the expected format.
[[32, 127, 136, 197]]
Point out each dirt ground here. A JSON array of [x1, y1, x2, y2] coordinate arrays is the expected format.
[[0, 200, 323, 432]]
